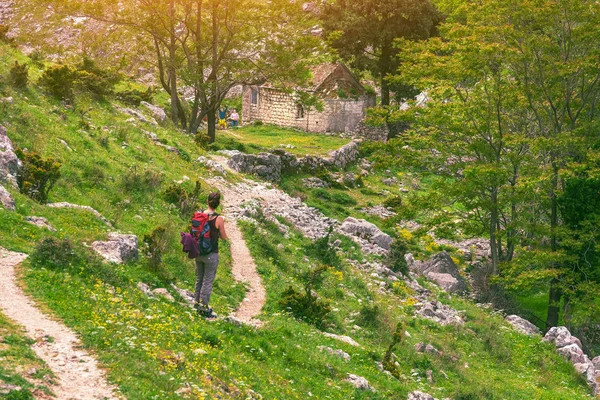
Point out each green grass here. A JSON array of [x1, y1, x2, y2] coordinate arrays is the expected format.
[[0, 313, 55, 399], [211, 124, 350, 156]]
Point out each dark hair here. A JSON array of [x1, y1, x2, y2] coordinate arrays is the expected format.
[[208, 192, 221, 209]]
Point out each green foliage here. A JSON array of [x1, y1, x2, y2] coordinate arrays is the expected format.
[[9, 61, 28, 89], [382, 322, 405, 378], [30, 238, 82, 270], [76, 56, 121, 97], [332, 192, 357, 205], [304, 228, 342, 268], [279, 265, 332, 327], [386, 239, 409, 276], [15, 149, 61, 204], [143, 226, 170, 271], [40, 65, 77, 101], [357, 303, 383, 328], [0, 24, 11, 43], [194, 132, 211, 149], [163, 180, 202, 216], [115, 87, 154, 106], [121, 166, 163, 194], [383, 195, 402, 210]]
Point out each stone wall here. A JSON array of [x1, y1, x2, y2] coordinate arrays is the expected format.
[[242, 86, 375, 134], [227, 141, 359, 182], [352, 120, 389, 142]]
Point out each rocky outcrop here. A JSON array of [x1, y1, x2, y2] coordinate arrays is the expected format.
[[345, 374, 375, 392], [140, 102, 167, 123], [505, 315, 541, 336], [352, 119, 388, 142], [0, 124, 20, 188], [414, 342, 441, 356], [408, 391, 436, 400], [302, 177, 329, 188], [412, 252, 467, 293], [225, 141, 360, 182], [0, 184, 15, 210], [229, 152, 281, 182], [416, 300, 464, 326], [359, 205, 396, 219], [47, 202, 113, 227], [339, 217, 392, 255], [544, 326, 599, 395], [317, 346, 350, 361], [25, 216, 56, 231], [322, 332, 361, 347], [196, 156, 227, 175], [143, 130, 179, 154], [117, 106, 158, 127], [92, 233, 138, 264]]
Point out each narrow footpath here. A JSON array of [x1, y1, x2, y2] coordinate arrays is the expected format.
[[0, 248, 120, 400]]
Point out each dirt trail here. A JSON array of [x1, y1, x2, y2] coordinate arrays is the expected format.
[[208, 175, 267, 327], [0, 248, 120, 400]]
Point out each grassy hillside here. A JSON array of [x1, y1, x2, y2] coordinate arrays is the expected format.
[[0, 43, 596, 399]]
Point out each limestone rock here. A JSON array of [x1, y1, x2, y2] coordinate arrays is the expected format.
[[0, 184, 15, 210], [417, 252, 467, 293], [505, 315, 541, 336], [25, 216, 56, 231], [322, 332, 360, 347], [47, 202, 113, 227], [345, 374, 375, 392], [339, 217, 392, 253], [592, 355, 600, 371], [196, 156, 227, 175], [359, 205, 396, 219], [140, 101, 167, 123], [556, 343, 588, 364], [317, 345, 350, 361], [137, 282, 154, 297], [0, 124, 20, 187], [414, 342, 441, 356], [417, 300, 464, 326], [543, 326, 583, 349], [117, 106, 158, 127], [426, 272, 464, 293], [152, 288, 174, 302], [408, 391, 436, 400], [302, 177, 329, 188], [92, 233, 138, 264]]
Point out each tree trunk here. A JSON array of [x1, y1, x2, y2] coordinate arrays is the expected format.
[[168, 0, 179, 126], [489, 187, 500, 275], [546, 279, 562, 329], [381, 75, 390, 107], [207, 107, 216, 143]]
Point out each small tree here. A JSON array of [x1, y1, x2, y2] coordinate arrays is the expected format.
[[9, 61, 28, 89], [15, 149, 61, 204], [143, 226, 170, 272]]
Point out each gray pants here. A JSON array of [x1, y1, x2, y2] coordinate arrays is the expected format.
[[194, 252, 219, 306]]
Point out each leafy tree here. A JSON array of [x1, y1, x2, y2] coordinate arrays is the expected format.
[[321, 0, 442, 107], [34, 0, 319, 142], [394, 0, 600, 328]]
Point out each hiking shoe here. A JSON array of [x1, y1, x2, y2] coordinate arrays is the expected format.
[[204, 308, 218, 320]]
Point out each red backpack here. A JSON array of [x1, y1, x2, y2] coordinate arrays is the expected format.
[[191, 212, 217, 255]]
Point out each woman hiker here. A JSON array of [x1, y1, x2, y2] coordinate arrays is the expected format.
[[194, 192, 228, 318]]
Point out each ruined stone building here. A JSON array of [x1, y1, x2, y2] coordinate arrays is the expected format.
[[242, 63, 375, 134]]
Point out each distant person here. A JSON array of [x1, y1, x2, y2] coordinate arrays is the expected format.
[[230, 109, 240, 127], [193, 192, 228, 319], [218, 106, 228, 130]]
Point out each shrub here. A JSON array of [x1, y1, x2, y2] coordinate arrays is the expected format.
[[121, 166, 163, 194], [40, 65, 77, 101], [194, 132, 211, 149], [382, 322, 406, 378], [357, 304, 382, 328], [115, 87, 154, 106], [332, 192, 356, 206], [0, 24, 11, 43], [383, 195, 403, 210], [312, 188, 331, 201], [9, 61, 28, 89], [304, 227, 341, 268], [163, 180, 202, 216], [177, 147, 191, 162], [76, 56, 121, 97], [29, 49, 45, 67], [30, 238, 83, 270], [386, 238, 409, 276], [279, 264, 332, 327], [253, 120, 263, 126], [15, 149, 61, 203], [143, 225, 170, 271]]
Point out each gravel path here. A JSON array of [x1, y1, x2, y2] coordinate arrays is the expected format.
[[0, 248, 120, 400]]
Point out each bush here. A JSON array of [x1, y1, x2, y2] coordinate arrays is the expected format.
[[121, 166, 163, 194], [304, 227, 341, 268], [9, 61, 28, 89], [279, 285, 331, 327], [143, 225, 170, 271], [386, 238, 409, 276], [382, 322, 406, 378], [76, 56, 121, 97], [357, 304, 382, 328], [15, 149, 61, 203], [0, 24, 11, 43], [194, 132, 211, 149], [115, 87, 154, 106], [177, 147, 191, 162], [331, 192, 356, 205], [30, 238, 83, 270], [163, 180, 202, 216], [40, 65, 77, 101], [383, 195, 403, 210]]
